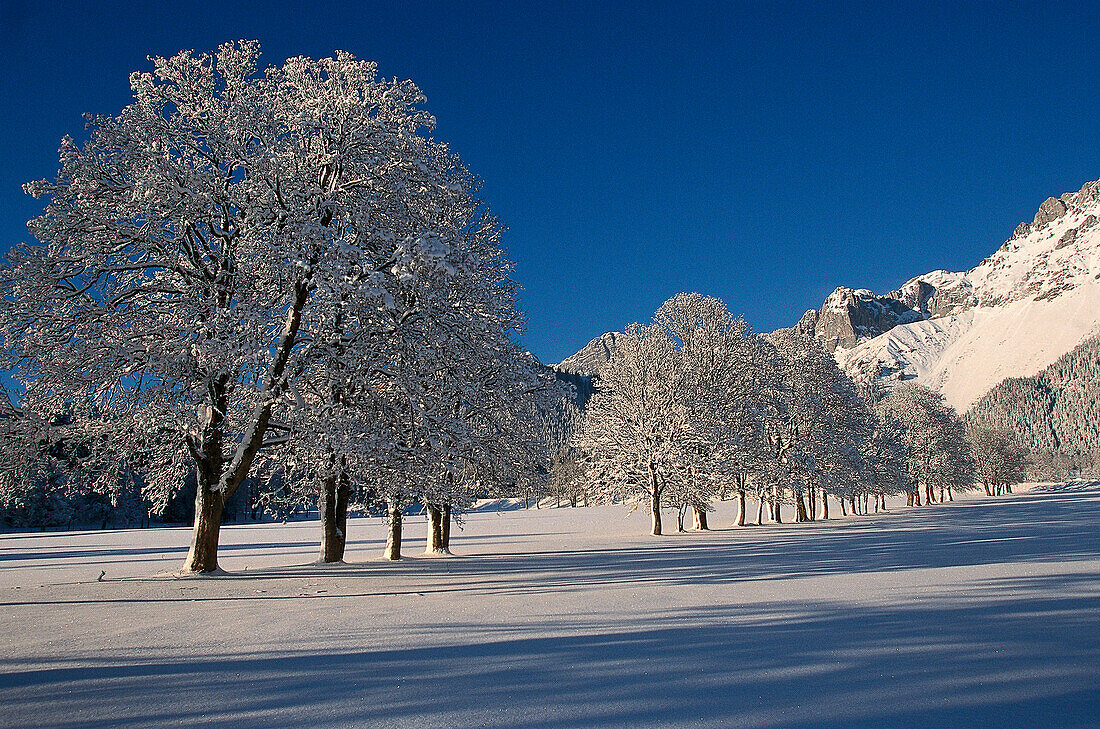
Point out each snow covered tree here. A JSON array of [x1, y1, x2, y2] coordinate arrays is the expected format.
[[653, 293, 780, 529], [573, 323, 703, 535], [878, 384, 975, 505], [766, 330, 873, 521], [968, 425, 1029, 496], [2, 42, 492, 571]]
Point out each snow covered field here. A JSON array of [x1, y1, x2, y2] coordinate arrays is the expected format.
[[1, 485, 1097, 729]]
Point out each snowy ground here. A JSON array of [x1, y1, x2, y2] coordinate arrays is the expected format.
[[1, 485, 1098, 729]]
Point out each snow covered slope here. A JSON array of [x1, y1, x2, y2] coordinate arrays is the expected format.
[[825, 180, 1100, 411]]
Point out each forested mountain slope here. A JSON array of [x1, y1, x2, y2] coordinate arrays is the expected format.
[[965, 334, 1100, 474]]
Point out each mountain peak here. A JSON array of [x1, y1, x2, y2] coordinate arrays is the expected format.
[[824, 178, 1100, 410], [555, 331, 622, 377]]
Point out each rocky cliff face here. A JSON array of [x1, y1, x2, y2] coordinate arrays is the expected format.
[[555, 331, 622, 377], [828, 178, 1100, 409]]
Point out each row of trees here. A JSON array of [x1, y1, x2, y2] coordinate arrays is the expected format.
[[563, 293, 1021, 535], [0, 42, 563, 571]]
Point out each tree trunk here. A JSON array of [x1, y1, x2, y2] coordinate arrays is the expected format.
[[425, 503, 446, 553], [795, 489, 808, 522], [677, 503, 686, 533], [693, 505, 709, 530], [318, 473, 345, 563], [755, 495, 764, 525], [184, 481, 225, 573], [840, 498, 847, 516], [913, 488, 922, 506], [925, 483, 935, 504], [650, 468, 663, 536], [736, 488, 747, 526], [383, 500, 402, 561], [441, 503, 452, 551], [808, 486, 816, 521], [821, 489, 829, 519], [849, 495, 857, 515]]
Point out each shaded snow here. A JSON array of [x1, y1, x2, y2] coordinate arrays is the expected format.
[[1, 486, 1098, 728]]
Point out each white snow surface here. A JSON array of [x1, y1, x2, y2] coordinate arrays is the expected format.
[[2, 485, 1098, 728], [836, 181, 1100, 411]]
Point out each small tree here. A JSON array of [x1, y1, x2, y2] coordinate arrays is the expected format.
[[968, 425, 1028, 496], [573, 324, 702, 535]]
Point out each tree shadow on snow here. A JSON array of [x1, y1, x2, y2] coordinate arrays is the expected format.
[[0, 570, 1095, 729]]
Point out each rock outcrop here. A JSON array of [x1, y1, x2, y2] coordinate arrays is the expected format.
[[555, 331, 621, 377]]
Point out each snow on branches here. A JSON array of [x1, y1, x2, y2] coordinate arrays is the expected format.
[[1, 41, 550, 570], [572, 294, 968, 532]]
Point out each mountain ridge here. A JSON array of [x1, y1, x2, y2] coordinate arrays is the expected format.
[[555, 178, 1100, 413]]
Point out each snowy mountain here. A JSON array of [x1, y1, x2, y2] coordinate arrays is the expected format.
[[557, 180, 1100, 413], [809, 179, 1100, 411]]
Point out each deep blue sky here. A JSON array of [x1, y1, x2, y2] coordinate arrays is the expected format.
[[3, 1, 1100, 364]]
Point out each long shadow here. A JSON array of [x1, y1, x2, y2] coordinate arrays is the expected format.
[[200, 489, 1100, 594], [0, 540, 330, 564], [3, 489, 1096, 607], [1, 570, 1095, 729]]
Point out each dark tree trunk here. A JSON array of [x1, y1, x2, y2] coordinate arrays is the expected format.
[[822, 489, 829, 519], [693, 505, 709, 530], [184, 481, 225, 573], [318, 470, 350, 563], [318, 474, 342, 563], [736, 488, 747, 526], [384, 500, 402, 560], [795, 489, 808, 522], [840, 497, 847, 516], [807, 486, 816, 521], [441, 503, 452, 551], [677, 503, 687, 533], [755, 494, 764, 525], [425, 503, 446, 553]]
